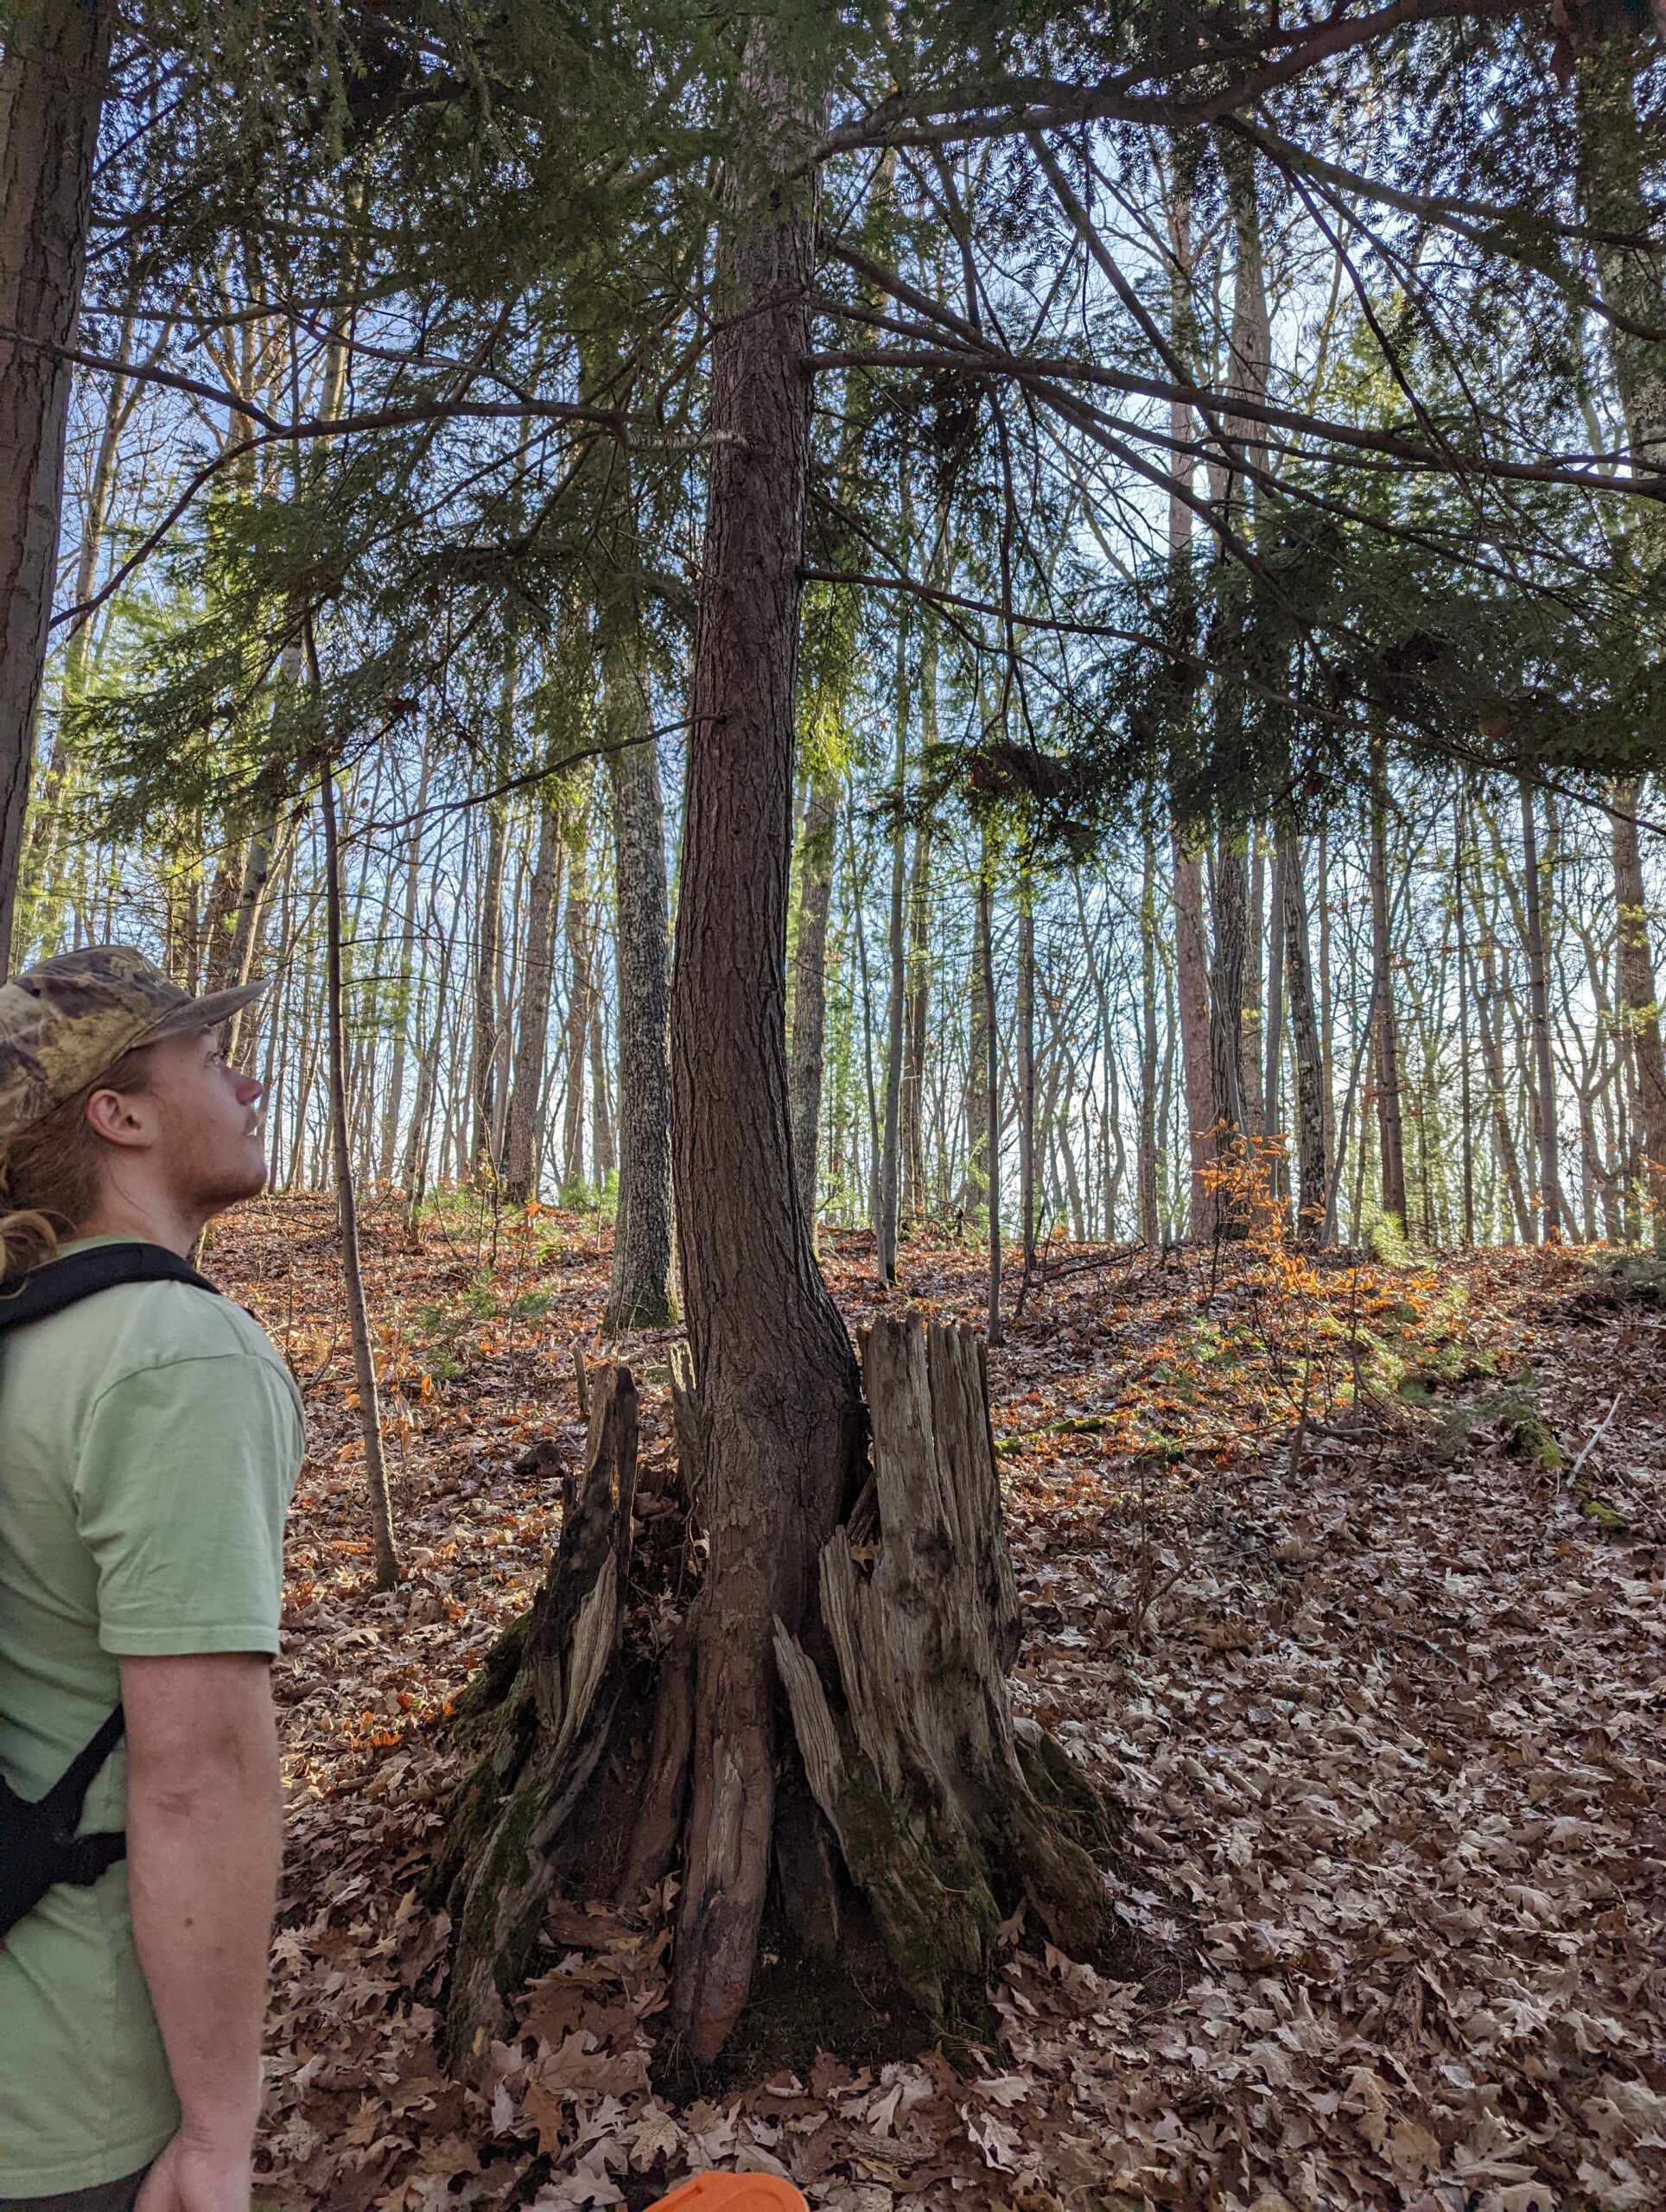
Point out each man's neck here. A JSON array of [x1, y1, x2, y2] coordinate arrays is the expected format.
[[76, 1191, 208, 1262]]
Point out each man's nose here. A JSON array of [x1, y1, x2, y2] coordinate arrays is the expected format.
[[234, 1071, 264, 1109]]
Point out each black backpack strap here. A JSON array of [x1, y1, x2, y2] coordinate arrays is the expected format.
[[38, 1704, 125, 1827], [0, 1244, 219, 1334]]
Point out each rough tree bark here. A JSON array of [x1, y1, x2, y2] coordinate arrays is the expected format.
[[664, 25, 868, 2063], [429, 1363, 648, 2067], [0, 0, 113, 971], [771, 1318, 1143, 2037], [603, 634, 675, 1331], [433, 32, 1168, 2085], [432, 1323, 1155, 2072]]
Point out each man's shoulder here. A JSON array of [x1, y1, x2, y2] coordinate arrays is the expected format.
[[29, 1275, 297, 1406]]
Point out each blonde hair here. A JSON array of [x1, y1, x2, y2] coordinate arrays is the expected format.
[[0, 1046, 155, 1279]]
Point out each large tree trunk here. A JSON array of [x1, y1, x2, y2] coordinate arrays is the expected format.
[[0, 0, 113, 972], [503, 796, 563, 1207], [435, 33, 1169, 2087], [603, 636, 675, 1331], [665, 26, 867, 2063], [788, 772, 839, 1230], [1610, 777, 1666, 1248]]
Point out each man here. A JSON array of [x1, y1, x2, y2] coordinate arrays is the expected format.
[[0, 948, 305, 2212]]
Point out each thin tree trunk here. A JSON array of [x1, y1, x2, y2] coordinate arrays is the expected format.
[[404, 887, 455, 1232], [1519, 778, 1562, 1241], [562, 786, 597, 1192], [318, 747, 400, 1590], [1476, 941, 1533, 1244], [0, 0, 113, 970], [1262, 839, 1285, 1205], [1369, 740, 1408, 1230], [900, 816, 932, 1224], [1210, 837, 1250, 1184], [1016, 873, 1038, 1285], [589, 968, 616, 1183], [1243, 834, 1267, 1142], [978, 844, 1002, 1347], [877, 673, 907, 1284], [1279, 834, 1327, 1243], [1173, 832, 1215, 1238], [962, 841, 991, 1228], [789, 772, 839, 1231], [503, 797, 563, 1207], [1455, 798, 1476, 1247], [1137, 830, 1160, 1247], [379, 746, 432, 1180], [474, 770, 510, 1179], [1610, 775, 1666, 1247]]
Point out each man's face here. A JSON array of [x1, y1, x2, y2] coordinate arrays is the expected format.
[[137, 1026, 269, 1212]]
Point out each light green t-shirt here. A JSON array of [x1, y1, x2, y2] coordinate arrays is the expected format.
[[0, 1237, 305, 2196]]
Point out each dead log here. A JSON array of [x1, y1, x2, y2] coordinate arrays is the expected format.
[[773, 1315, 1132, 2040]]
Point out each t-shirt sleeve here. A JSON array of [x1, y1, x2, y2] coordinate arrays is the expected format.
[[73, 1352, 302, 1657]]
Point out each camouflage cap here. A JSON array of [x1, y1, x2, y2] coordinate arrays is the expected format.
[[0, 946, 268, 1142]]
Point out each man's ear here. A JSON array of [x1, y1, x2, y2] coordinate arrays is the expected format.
[[84, 1083, 155, 1151]]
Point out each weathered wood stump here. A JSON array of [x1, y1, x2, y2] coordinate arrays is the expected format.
[[429, 1319, 1159, 2076], [773, 1317, 1130, 2038], [428, 1364, 647, 2070]]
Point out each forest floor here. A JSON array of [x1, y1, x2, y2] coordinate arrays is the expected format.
[[217, 1192, 1665, 2212]]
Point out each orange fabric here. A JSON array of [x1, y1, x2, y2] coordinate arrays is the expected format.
[[645, 2176, 807, 2212]]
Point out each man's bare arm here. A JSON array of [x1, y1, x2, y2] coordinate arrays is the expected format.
[[120, 1651, 282, 2212]]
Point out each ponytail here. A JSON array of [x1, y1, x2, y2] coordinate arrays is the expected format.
[[0, 1046, 155, 1281]]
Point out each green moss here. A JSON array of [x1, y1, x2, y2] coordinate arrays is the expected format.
[[834, 1767, 1001, 2043]]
